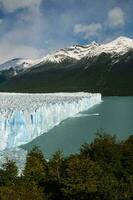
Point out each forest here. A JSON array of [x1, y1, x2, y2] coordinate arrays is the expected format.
[[0, 130, 133, 200]]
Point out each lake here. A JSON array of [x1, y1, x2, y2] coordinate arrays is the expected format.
[[22, 97, 133, 158]]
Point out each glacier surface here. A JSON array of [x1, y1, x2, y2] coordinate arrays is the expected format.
[[0, 92, 101, 150]]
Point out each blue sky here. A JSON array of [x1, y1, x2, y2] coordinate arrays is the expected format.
[[0, 0, 132, 63]]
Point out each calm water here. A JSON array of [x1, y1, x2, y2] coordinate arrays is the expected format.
[[22, 97, 133, 158]]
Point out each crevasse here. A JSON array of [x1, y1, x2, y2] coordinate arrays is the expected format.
[[0, 93, 101, 150]]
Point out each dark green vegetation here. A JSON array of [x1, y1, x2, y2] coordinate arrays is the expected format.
[[0, 51, 133, 95], [0, 131, 133, 199]]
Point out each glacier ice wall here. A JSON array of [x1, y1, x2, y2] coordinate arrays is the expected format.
[[0, 92, 101, 150]]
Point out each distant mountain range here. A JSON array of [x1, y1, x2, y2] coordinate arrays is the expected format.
[[0, 36, 133, 95]]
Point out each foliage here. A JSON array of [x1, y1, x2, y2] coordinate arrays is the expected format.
[[1, 132, 133, 199], [23, 146, 47, 183], [62, 155, 102, 200], [0, 160, 18, 187], [0, 182, 44, 200]]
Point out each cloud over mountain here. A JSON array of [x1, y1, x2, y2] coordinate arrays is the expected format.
[[74, 23, 102, 39], [108, 7, 125, 28]]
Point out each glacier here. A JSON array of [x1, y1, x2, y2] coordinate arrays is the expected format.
[[0, 92, 101, 150]]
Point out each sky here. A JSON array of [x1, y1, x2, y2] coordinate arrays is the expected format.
[[0, 0, 132, 63]]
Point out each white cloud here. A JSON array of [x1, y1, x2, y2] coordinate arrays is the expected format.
[[0, 0, 42, 13], [0, 0, 45, 64], [0, 40, 44, 64], [0, 19, 45, 63], [108, 7, 125, 28], [0, 8, 44, 64], [74, 23, 102, 39]]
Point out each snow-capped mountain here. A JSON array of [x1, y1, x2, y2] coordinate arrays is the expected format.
[[0, 58, 39, 73], [0, 36, 133, 96], [40, 36, 133, 64], [0, 36, 133, 72]]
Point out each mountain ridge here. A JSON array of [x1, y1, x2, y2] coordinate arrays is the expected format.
[[0, 36, 133, 96], [0, 36, 133, 72]]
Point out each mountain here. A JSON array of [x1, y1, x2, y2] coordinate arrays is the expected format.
[[40, 36, 133, 63], [0, 58, 38, 72], [0, 58, 39, 83], [0, 36, 133, 95]]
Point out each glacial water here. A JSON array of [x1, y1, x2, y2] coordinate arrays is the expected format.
[[22, 97, 133, 158]]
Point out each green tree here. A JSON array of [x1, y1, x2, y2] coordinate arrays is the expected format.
[[48, 150, 64, 182], [1, 133, 133, 200], [45, 151, 64, 200], [81, 131, 123, 174], [62, 155, 102, 200], [0, 181, 44, 200], [23, 146, 47, 184], [0, 159, 18, 186], [122, 135, 133, 174], [117, 135, 133, 200]]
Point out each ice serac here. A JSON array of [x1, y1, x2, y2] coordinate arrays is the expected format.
[[0, 92, 101, 150]]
